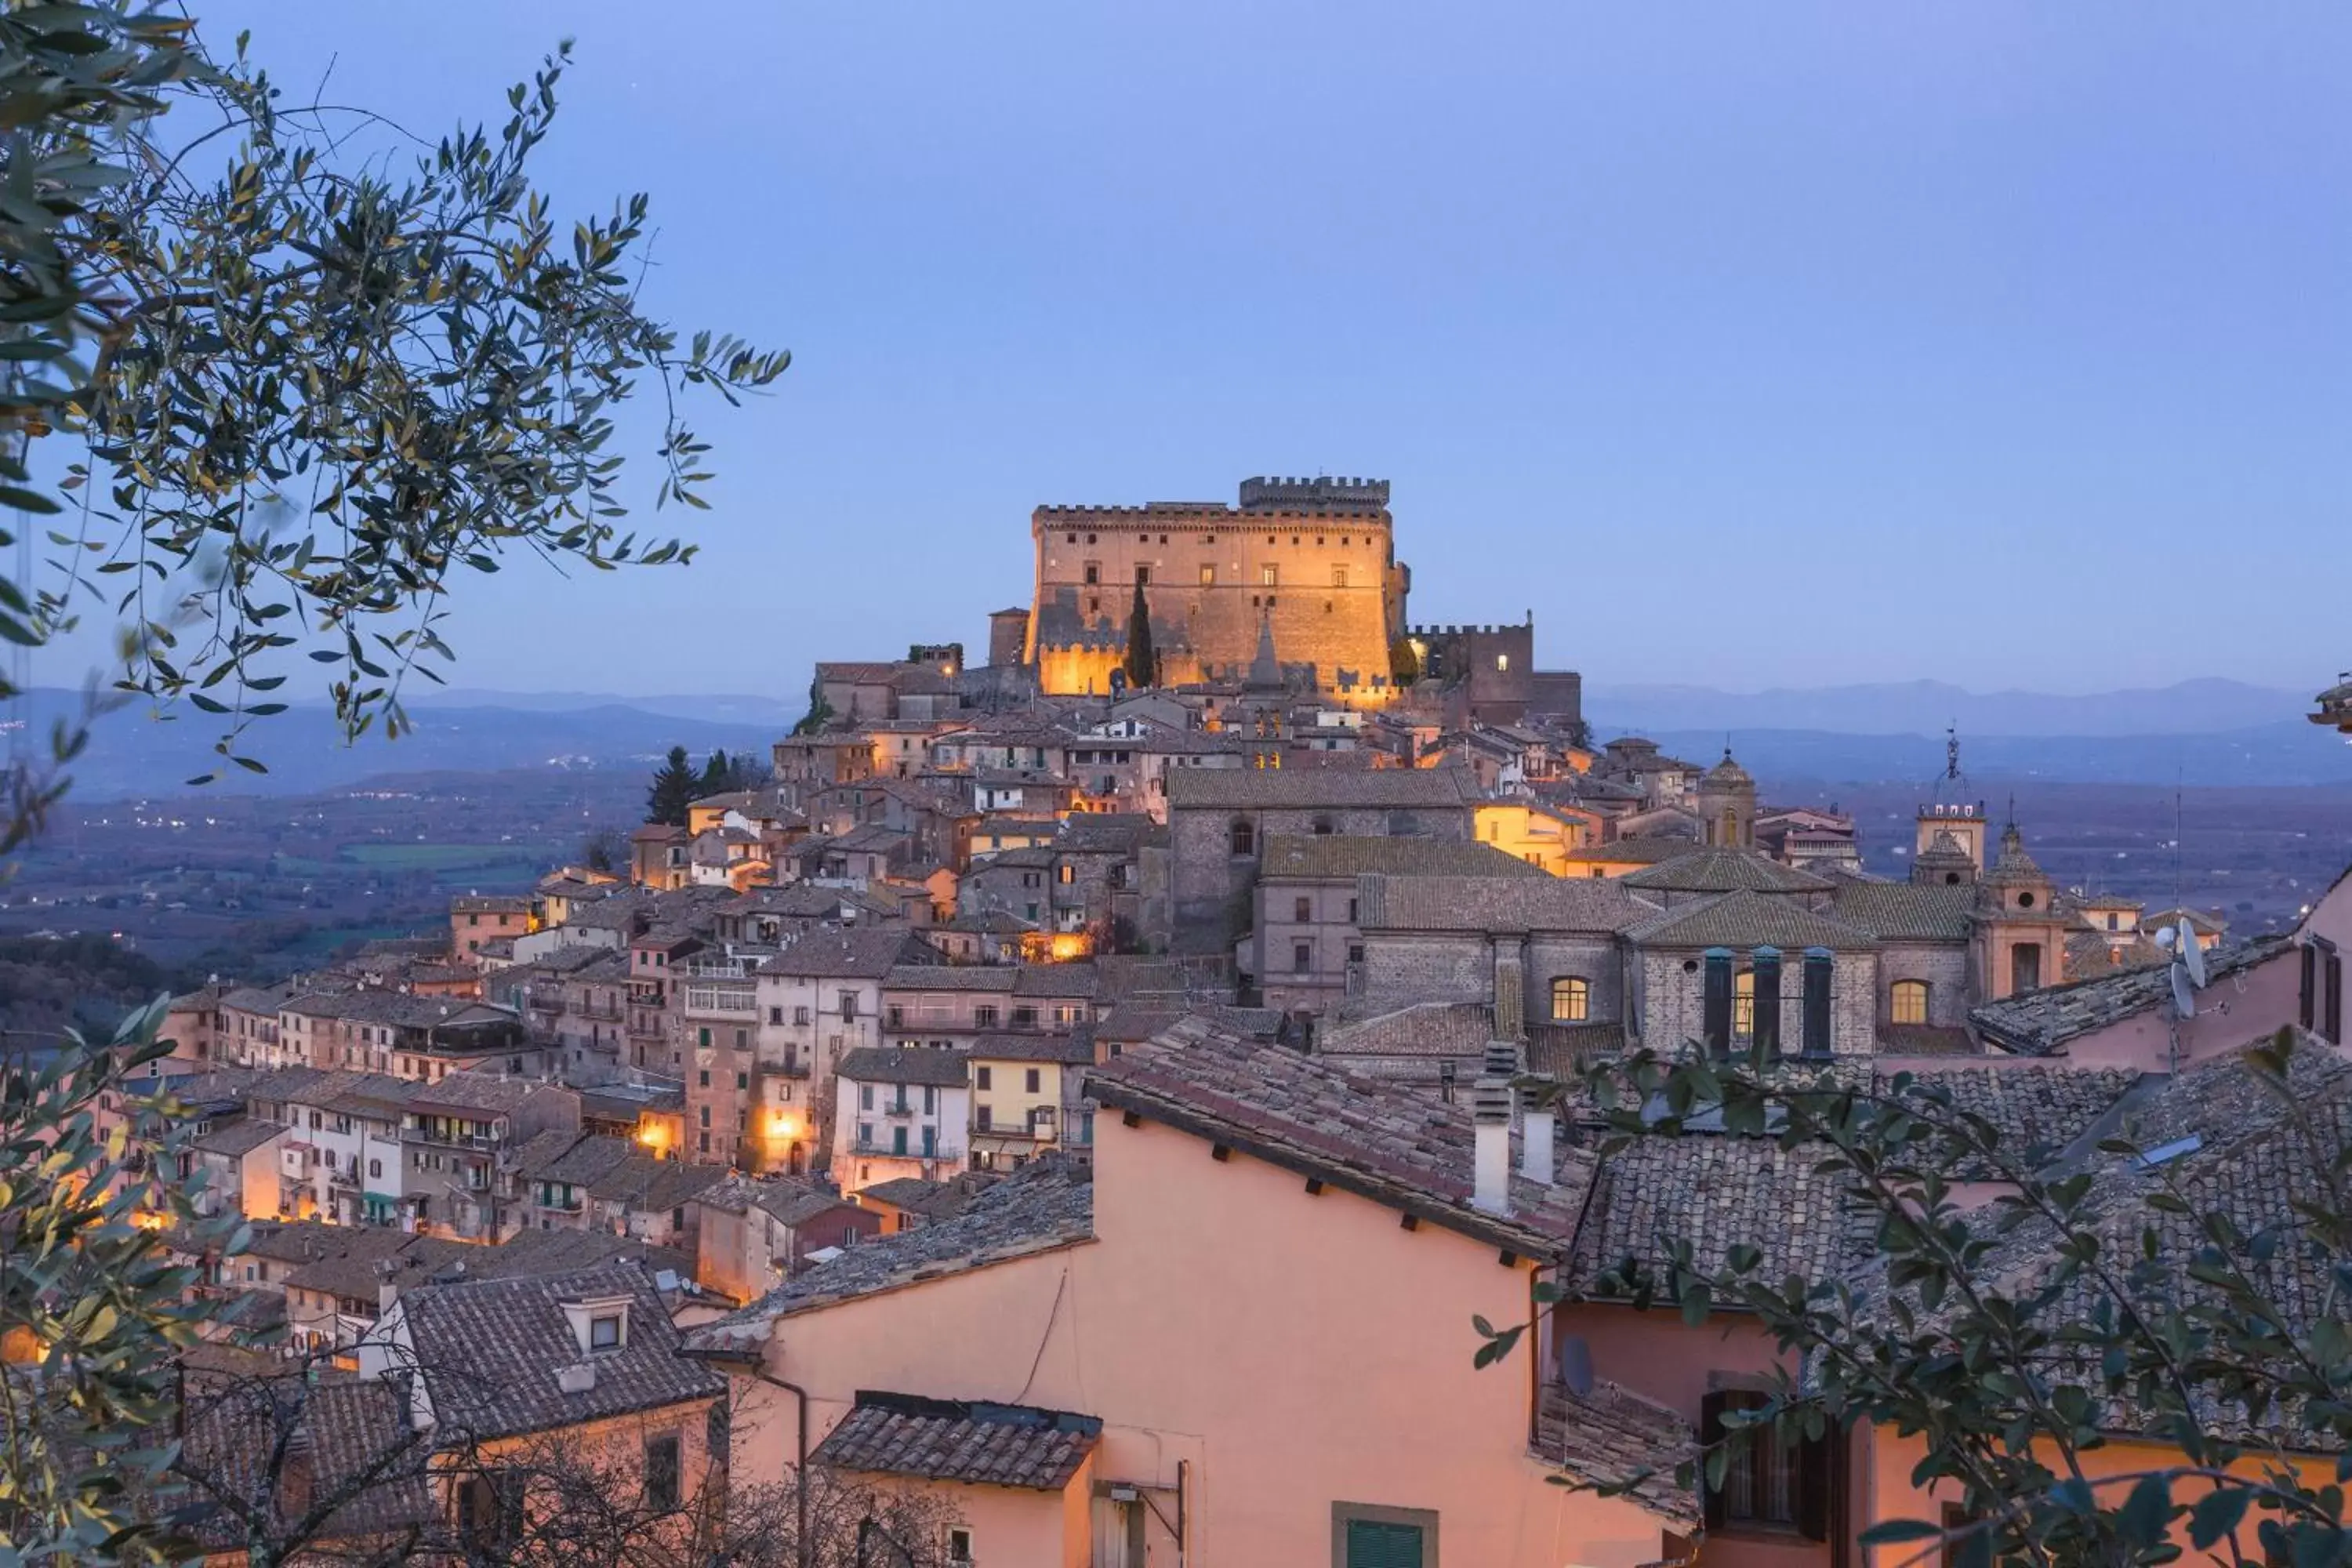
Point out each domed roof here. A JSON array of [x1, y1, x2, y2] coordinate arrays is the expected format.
[[1984, 822, 2047, 883], [1700, 749, 1753, 790]]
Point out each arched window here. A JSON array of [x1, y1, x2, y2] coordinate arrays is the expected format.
[[1551, 977, 1590, 1023], [1733, 969, 1755, 1038], [1890, 979, 1929, 1025], [1229, 818, 1255, 858]]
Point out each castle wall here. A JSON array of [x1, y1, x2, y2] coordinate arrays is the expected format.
[[1029, 507, 1405, 695]]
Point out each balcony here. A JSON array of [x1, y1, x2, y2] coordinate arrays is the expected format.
[[880, 1102, 917, 1120], [402, 1127, 501, 1151], [682, 985, 759, 1017]]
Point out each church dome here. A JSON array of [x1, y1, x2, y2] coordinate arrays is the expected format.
[[1700, 750, 1753, 790]]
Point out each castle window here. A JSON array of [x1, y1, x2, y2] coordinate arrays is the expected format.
[[1083, 562, 1100, 586], [1291, 535, 1301, 545], [1089, 597, 1100, 614], [1317, 535, 1326, 545], [1332, 566, 1348, 588], [1496, 653, 1510, 672], [2016, 891, 2035, 909], [1551, 978, 1590, 1022], [1261, 564, 1278, 587], [1265, 595, 1277, 606], [1342, 537, 1350, 546], [1229, 819, 1255, 857], [1134, 564, 1150, 586], [1891, 980, 1929, 1025], [1200, 564, 1215, 586], [1066, 532, 1076, 543], [1087, 533, 1097, 544]]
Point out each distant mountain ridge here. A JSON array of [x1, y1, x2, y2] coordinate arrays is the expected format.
[[1584, 678, 2311, 739]]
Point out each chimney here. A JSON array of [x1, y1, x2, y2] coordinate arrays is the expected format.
[[1472, 1077, 1512, 1218], [1521, 1098, 1556, 1184], [557, 1363, 597, 1394]]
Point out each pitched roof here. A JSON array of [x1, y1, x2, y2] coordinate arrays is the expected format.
[[1886, 1065, 2141, 1178], [966, 1032, 1095, 1065], [1619, 848, 1835, 895], [194, 1118, 286, 1157], [1087, 1015, 1595, 1261], [1559, 837, 1703, 866], [837, 1047, 971, 1087], [399, 1262, 723, 1443], [1623, 890, 1878, 951], [811, 1396, 1101, 1492], [1569, 1132, 1862, 1297], [1831, 880, 1978, 942], [1355, 873, 1657, 935], [885, 965, 1019, 993], [1970, 935, 2289, 1055], [178, 1377, 434, 1550], [685, 1158, 1094, 1347], [1162, 764, 1476, 812], [1258, 834, 1552, 880], [761, 927, 935, 980], [1534, 1379, 1700, 1528], [1318, 1001, 1497, 1060]]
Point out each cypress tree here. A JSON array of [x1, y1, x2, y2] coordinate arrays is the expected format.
[[1123, 577, 1156, 689]]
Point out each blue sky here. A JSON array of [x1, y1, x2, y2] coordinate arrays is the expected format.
[[51, 2, 2352, 698]]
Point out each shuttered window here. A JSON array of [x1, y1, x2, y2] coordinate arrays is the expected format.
[[1344, 1519, 1425, 1567]]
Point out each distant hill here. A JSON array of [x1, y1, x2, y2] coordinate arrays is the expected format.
[[12, 690, 782, 801], [1586, 678, 2313, 739], [1640, 722, 2352, 789]]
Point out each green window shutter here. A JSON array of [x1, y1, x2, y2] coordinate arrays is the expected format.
[[1345, 1519, 1424, 1568]]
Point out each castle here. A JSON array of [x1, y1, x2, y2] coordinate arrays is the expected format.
[[1010, 475, 1413, 701]]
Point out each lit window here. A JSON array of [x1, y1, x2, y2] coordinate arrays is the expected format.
[[1200, 564, 1215, 586], [1261, 564, 1278, 587], [1496, 653, 1509, 672], [1890, 980, 1929, 1025], [1551, 978, 1590, 1022]]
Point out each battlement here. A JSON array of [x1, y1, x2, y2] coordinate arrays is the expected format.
[[1407, 622, 1529, 638], [1237, 475, 1390, 512]]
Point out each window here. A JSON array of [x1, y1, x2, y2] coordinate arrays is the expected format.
[[1058, 863, 1075, 884], [768, 1005, 783, 1025], [368, 1159, 381, 1179], [1294, 941, 1313, 973], [1083, 561, 1100, 586], [1331, 564, 1348, 588], [2104, 913, 2119, 931], [1701, 1388, 1831, 1538], [1733, 969, 1755, 1039], [1551, 977, 1590, 1022], [1294, 896, 1313, 923], [857, 1121, 873, 1147], [1134, 564, 1150, 586], [2011, 944, 2042, 993], [736, 1072, 750, 1091], [1025, 1068, 1040, 1093], [977, 1104, 993, 1132], [1261, 564, 1278, 587], [859, 1083, 873, 1110], [590, 1314, 621, 1350], [1230, 818, 1255, 857], [947, 1528, 975, 1563], [1890, 979, 1930, 1025], [1199, 564, 1215, 586], [975, 1005, 999, 1029], [699, 1069, 710, 1087], [2304, 939, 2344, 1045], [644, 1434, 681, 1512], [1334, 1504, 1436, 1566], [977, 1065, 993, 1091], [891, 1125, 908, 1156]]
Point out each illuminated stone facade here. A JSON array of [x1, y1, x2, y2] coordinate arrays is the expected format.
[[1026, 476, 1410, 699]]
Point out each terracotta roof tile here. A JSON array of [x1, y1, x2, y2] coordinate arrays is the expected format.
[[811, 1396, 1101, 1491]]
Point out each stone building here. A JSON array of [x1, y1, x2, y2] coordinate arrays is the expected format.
[[1161, 765, 1480, 949], [1025, 476, 1410, 699]]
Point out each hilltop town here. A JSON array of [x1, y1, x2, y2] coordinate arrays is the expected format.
[[103, 476, 2352, 1563]]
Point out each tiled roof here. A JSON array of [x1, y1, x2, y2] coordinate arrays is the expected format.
[[586, 1152, 731, 1212], [967, 1032, 1095, 1065], [1623, 890, 1877, 951], [1970, 935, 2289, 1055], [1878, 1064, 2140, 1176], [1534, 1379, 1700, 1528], [760, 927, 935, 980], [838, 1047, 971, 1087], [1569, 1132, 1862, 1297], [686, 1157, 1094, 1347], [885, 965, 1019, 993], [1087, 1015, 1595, 1261], [1258, 834, 1551, 880], [1318, 1001, 1497, 1059], [1013, 964, 1099, 998], [179, 1377, 433, 1549], [811, 1396, 1101, 1491], [512, 1131, 637, 1189], [1559, 837, 1700, 866], [193, 1117, 285, 1157], [1053, 813, 1162, 855], [1833, 881, 1977, 942], [1619, 848, 1835, 895], [406, 1071, 553, 1118], [400, 1262, 724, 1443], [1162, 765, 1476, 811], [1356, 874, 1657, 935]]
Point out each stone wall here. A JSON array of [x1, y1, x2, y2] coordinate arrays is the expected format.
[[1523, 935, 1624, 1026], [1029, 506, 1406, 694], [1635, 949, 1878, 1057], [1877, 942, 1974, 1029], [1170, 803, 1473, 946]]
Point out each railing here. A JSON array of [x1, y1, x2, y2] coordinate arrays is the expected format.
[[881, 1102, 916, 1120], [682, 985, 759, 1016], [402, 1127, 501, 1150]]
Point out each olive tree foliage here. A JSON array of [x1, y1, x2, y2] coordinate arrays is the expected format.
[[0, 4, 788, 815], [1479, 1034, 2352, 1568], [0, 1000, 241, 1565]]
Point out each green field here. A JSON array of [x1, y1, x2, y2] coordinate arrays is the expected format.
[[341, 843, 546, 873]]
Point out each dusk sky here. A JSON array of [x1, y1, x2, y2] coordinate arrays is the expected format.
[[60, 2, 2352, 699]]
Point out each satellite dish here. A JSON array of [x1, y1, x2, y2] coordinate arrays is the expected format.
[[2154, 926, 2177, 951], [2177, 921, 2207, 988], [2170, 963, 2196, 1021]]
